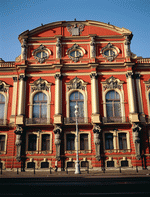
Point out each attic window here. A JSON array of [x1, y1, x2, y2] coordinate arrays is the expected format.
[[66, 44, 86, 63], [32, 45, 51, 63], [101, 43, 120, 62]]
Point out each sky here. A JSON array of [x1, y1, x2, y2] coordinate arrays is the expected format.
[[0, 0, 150, 61]]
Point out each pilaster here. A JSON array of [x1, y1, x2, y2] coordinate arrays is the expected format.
[[54, 73, 63, 124], [126, 71, 139, 122], [16, 74, 26, 125], [135, 74, 145, 122], [10, 77, 18, 124], [90, 72, 100, 123]]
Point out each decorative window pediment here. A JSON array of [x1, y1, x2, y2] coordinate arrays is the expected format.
[[100, 43, 120, 62], [66, 77, 87, 91], [102, 76, 124, 91], [66, 44, 86, 63], [0, 81, 10, 92], [32, 44, 51, 63], [30, 78, 52, 92]]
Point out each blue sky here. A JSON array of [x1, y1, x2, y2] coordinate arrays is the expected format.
[[0, 0, 150, 61]]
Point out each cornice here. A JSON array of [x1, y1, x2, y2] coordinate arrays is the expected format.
[[18, 20, 132, 43]]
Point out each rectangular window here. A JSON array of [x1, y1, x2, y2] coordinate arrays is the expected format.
[[0, 135, 5, 151], [42, 134, 50, 151], [80, 134, 88, 150], [28, 134, 37, 151], [105, 133, 114, 150], [66, 134, 75, 150], [107, 161, 114, 167], [118, 133, 127, 149]]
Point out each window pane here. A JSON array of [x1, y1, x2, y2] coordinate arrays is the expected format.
[[119, 133, 127, 149], [121, 160, 128, 167], [0, 103, 5, 119], [106, 103, 113, 118], [41, 162, 49, 168], [41, 104, 47, 118], [107, 161, 114, 167], [67, 134, 75, 150], [0, 94, 5, 102], [27, 162, 35, 168], [0, 135, 5, 151], [36, 52, 42, 58], [114, 102, 121, 117], [80, 134, 88, 150], [105, 133, 113, 149], [75, 91, 79, 100], [42, 134, 50, 151], [79, 92, 84, 100], [70, 101, 76, 117], [67, 162, 75, 168], [81, 161, 89, 167], [33, 105, 40, 118], [28, 134, 37, 151], [78, 101, 84, 117]]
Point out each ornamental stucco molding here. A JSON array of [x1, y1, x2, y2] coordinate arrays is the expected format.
[[66, 76, 88, 91], [67, 23, 84, 36], [30, 77, 52, 92], [102, 76, 124, 91]]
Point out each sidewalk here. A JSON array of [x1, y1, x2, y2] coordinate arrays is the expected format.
[[1, 168, 150, 178]]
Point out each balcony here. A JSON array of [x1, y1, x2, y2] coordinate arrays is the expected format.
[[26, 118, 52, 125], [64, 117, 90, 125], [102, 117, 129, 124]]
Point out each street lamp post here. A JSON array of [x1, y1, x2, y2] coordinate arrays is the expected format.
[[74, 104, 81, 174]]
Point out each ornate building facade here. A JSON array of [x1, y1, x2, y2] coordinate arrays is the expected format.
[[0, 20, 150, 171]]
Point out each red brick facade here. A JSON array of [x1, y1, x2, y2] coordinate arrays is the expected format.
[[0, 20, 150, 170]]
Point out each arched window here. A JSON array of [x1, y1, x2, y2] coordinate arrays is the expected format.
[[69, 91, 84, 122], [33, 92, 47, 124], [0, 94, 5, 124], [106, 90, 121, 122]]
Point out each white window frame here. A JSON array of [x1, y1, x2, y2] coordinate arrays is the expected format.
[[29, 90, 51, 124], [102, 77, 125, 123], [66, 89, 88, 121], [39, 132, 52, 154], [0, 133, 7, 154], [103, 130, 131, 153], [26, 132, 39, 154], [0, 81, 10, 125], [79, 131, 91, 153]]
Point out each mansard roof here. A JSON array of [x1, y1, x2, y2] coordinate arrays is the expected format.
[[18, 20, 132, 42]]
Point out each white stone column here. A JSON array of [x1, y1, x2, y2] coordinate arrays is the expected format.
[[10, 77, 18, 124], [90, 73, 100, 123], [54, 74, 62, 124], [18, 75, 25, 115], [135, 74, 145, 122], [16, 75, 26, 125], [126, 72, 139, 122]]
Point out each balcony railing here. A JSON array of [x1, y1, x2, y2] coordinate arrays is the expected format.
[[26, 118, 52, 125], [0, 62, 15, 67], [64, 117, 90, 124], [102, 117, 129, 123]]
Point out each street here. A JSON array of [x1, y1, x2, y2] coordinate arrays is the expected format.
[[0, 176, 150, 195]]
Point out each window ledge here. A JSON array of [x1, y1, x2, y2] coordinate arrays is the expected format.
[[104, 149, 131, 153]]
